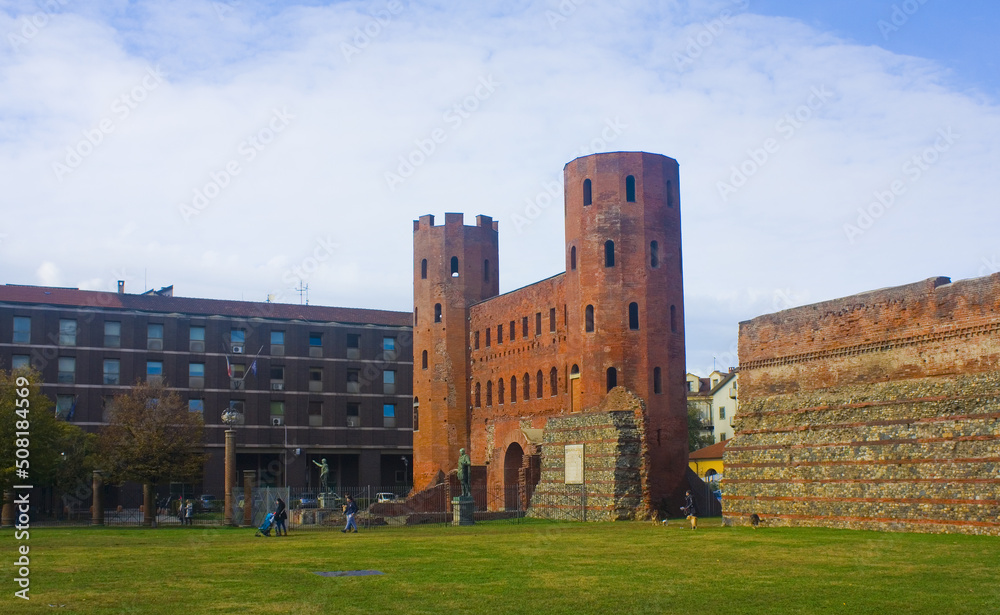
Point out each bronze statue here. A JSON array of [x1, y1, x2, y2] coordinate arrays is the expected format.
[[457, 448, 471, 497], [313, 458, 329, 493]]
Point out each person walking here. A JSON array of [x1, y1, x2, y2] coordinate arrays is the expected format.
[[274, 497, 288, 536], [683, 490, 697, 530], [341, 496, 358, 533], [185, 499, 194, 526]]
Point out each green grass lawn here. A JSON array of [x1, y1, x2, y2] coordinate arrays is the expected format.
[[5, 519, 998, 614]]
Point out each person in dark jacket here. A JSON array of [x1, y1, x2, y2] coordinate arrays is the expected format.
[[341, 496, 358, 533], [274, 497, 287, 536], [683, 490, 697, 530]]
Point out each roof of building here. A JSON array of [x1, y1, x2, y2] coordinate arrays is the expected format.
[[687, 371, 736, 397], [0, 284, 413, 327], [689, 440, 728, 460]]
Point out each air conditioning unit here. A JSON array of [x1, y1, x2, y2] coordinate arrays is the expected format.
[[271, 417, 284, 426], [148, 339, 163, 351], [271, 383, 284, 391], [232, 345, 244, 354]]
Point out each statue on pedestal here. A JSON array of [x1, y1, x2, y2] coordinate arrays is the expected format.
[[457, 448, 471, 497], [313, 458, 329, 493]]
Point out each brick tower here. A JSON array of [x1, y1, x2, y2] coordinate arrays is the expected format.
[[412, 213, 499, 491], [562, 151, 688, 505]]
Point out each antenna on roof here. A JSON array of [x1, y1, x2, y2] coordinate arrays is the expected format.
[[296, 279, 309, 305]]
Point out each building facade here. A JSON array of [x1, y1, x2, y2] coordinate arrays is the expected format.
[[686, 370, 738, 443], [0, 283, 414, 496], [412, 151, 690, 517]]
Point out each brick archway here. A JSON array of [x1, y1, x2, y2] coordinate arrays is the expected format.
[[503, 442, 524, 510]]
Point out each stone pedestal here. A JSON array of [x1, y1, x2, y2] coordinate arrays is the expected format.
[[452, 496, 474, 526], [224, 430, 235, 526], [91, 471, 104, 526]]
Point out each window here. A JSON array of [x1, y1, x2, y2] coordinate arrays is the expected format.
[[498, 378, 505, 405], [497, 324, 503, 345], [308, 401, 323, 427], [570, 246, 576, 270], [188, 399, 204, 413], [269, 366, 284, 390], [523, 373, 530, 400], [550, 367, 558, 397], [670, 305, 677, 333], [451, 256, 459, 277], [585, 305, 595, 332], [625, 175, 636, 202], [583, 178, 592, 205], [653, 367, 662, 394], [147, 360, 163, 384], [346, 369, 359, 393], [270, 401, 285, 424], [55, 395, 75, 420], [486, 328, 491, 347], [510, 321, 516, 342], [474, 331, 480, 350], [475, 382, 481, 407], [536, 370, 543, 398], [607, 367, 617, 391], [511, 376, 517, 403], [230, 328, 246, 344], [414, 307, 418, 325], [309, 332, 322, 346], [412, 398, 419, 431], [346, 403, 360, 427], [103, 396, 115, 421], [484, 259, 490, 282], [189, 362, 205, 388], [12, 316, 30, 344], [384, 370, 396, 394], [422, 350, 428, 369], [549, 308, 556, 332], [434, 304, 442, 323], [604, 240, 615, 267], [148, 323, 164, 350], [104, 321, 121, 347], [650, 241, 659, 268], [720, 433, 727, 442], [271, 330, 285, 355], [58, 357, 76, 384], [310, 367, 324, 392], [535, 312, 541, 336], [228, 400, 245, 424], [104, 359, 122, 385], [421, 259, 427, 279], [11, 355, 30, 370], [189, 326, 205, 352], [486, 381, 493, 406], [522, 317, 528, 338], [383, 337, 396, 353], [383, 404, 396, 428], [230, 364, 245, 388], [629, 302, 639, 330], [346, 333, 360, 359], [59, 319, 76, 346], [719, 406, 726, 420]]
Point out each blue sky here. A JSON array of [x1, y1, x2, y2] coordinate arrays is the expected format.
[[1, 0, 998, 375]]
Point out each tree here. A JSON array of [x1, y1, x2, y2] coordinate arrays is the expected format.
[[97, 381, 205, 522], [687, 405, 714, 452]]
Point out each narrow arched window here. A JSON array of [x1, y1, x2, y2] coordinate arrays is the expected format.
[[413, 398, 419, 431], [421, 259, 427, 279], [414, 307, 418, 325], [422, 350, 428, 369], [629, 302, 639, 330], [607, 367, 617, 392], [550, 367, 558, 397], [486, 381, 493, 406], [536, 370, 543, 398], [511, 376, 517, 403], [475, 382, 481, 408], [650, 241, 659, 268], [451, 256, 459, 277], [484, 259, 490, 282], [523, 373, 530, 400], [653, 367, 662, 394], [434, 303, 442, 323], [605, 241, 615, 267], [583, 179, 592, 206], [570, 246, 576, 270], [626, 175, 636, 202], [667, 180, 674, 208], [585, 305, 594, 333], [670, 305, 677, 333], [498, 378, 505, 405]]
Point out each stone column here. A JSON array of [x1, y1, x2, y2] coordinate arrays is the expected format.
[[143, 483, 154, 527], [0, 490, 14, 528], [242, 470, 255, 527], [224, 430, 235, 526], [91, 471, 104, 526]]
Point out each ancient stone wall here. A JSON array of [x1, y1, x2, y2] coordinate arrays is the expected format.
[[729, 274, 1000, 535]]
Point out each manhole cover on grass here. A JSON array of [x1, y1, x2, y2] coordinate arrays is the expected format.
[[313, 570, 385, 577]]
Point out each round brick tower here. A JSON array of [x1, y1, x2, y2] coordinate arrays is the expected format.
[[562, 151, 688, 507], [412, 213, 499, 491]]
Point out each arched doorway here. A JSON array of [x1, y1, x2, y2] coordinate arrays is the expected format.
[[503, 443, 524, 511]]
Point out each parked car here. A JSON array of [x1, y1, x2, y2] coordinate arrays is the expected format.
[[299, 493, 318, 508], [376, 492, 400, 503], [197, 494, 217, 512]]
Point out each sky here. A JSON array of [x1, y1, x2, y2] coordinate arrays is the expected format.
[[1, 0, 998, 376]]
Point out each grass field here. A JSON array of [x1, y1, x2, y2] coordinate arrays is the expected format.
[[5, 519, 999, 614]]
